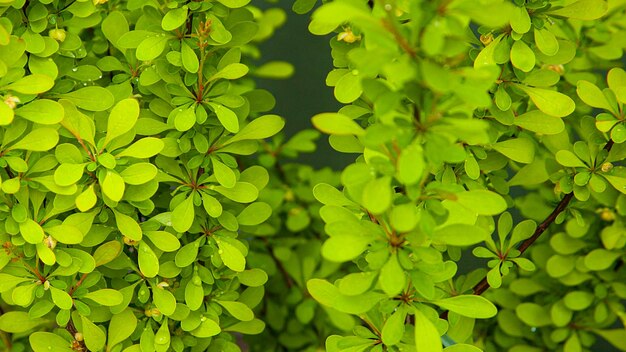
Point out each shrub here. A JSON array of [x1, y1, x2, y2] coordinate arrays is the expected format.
[[2, 0, 626, 352], [0, 0, 286, 351]]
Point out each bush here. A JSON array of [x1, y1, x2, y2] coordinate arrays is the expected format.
[[1, 0, 626, 351]]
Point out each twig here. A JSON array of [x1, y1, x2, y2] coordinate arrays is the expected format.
[[471, 139, 615, 296]]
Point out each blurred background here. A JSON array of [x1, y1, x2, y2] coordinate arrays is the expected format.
[[255, 0, 354, 170]]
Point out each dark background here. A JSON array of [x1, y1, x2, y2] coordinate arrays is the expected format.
[[253, 1, 619, 351], [255, 0, 353, 170]]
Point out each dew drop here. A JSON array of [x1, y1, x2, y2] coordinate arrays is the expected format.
[[218, 249, 223, 254], [72, 67, 78, 72]]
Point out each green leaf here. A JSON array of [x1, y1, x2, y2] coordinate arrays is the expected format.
[[113, 209, 142, 241], [202, 192, 223, 217], [322, 233, 373, 262], [108, 309, 137, 349], [50, 286, 73, 310], [361, 177, 392, 215], [9, 127, 59, 151], [102, 171, 125, 202], [0, 102, 14, 125], [59, 86, 115, 112], [191, 318, 221, 338], [172, 195, 194, 233], [76, 185, 97, 212], [0, 311, 46, 333], [455, 190, 507, 215], [602, 174, 626, 194], [253, 61, 294, 79], [432, 296, 498, 318], [116, 137, 164, 158], [514, 84, 576, 117], [474, 35, 502, 69], [306, 279, 339, 307], [510, 6, 531, 34], [105, 98, 140, 147], [397, 144, 425, 185], [217, 238, 246, 272], [29, 332, 74, 352], [15, 99, 64, 124], [534, 28, 559, 56], [93, 241, 123, 266], [584, 249, 621, 271], [515, 303, 552, 326], [414, 308, 443, 352], [555, 150, 586, 168], [443, 345, 482, 352], [237, 202, 272, 226], [217, 0, 251, 8], [576, 80, 612, 110], [181, 41, 199, 73], [209, 103, 239, 133], [210, 63, 249, 81], [335, 71, 362, 103], [312, 112, 365, 136], [237, 269, 268, 287], [510, 40, 535, 72], [102, 11, 129, 50], [136, 35, 169, 61], [46, 224, 83, 244], [217, 300, 254, 321], [293, 0, 317, 13], [0, 274, 32, 293], [83, 289, 124, 306], [546, 0, 608, 20], [152, 284, 177, 316], [175, 241, 200, 268], [514, 110, 564, 135], [162, 6, 188, 31], [120, 163, 157, 185], [4, 74, 54, 94], [81, 315, 106, 352], [492, 138, 535, 163], [608, 68, 626, 91], [381, 307, 406, 346], [54, 163, 84, 187], [138, 242, 159, 278], [212, 182, 258, 203], [212, 158, 236, 189], [222, 114, 284, 145], [174, 105, 196, 132], [379, 253, 405, 296], [144, 231, 180, 252], [20, 219, 45, 244], [185, 277, 204, 311], [592, 330, 626, 351], [563, 291, 594, 310]]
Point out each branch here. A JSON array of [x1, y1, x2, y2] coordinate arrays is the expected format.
[[472, 139, 614, 296]]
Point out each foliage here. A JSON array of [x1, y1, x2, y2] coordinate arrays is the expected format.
[[0, 0, 290, 351], [2, 0, 626, 351], [298, 0, 626, 351]]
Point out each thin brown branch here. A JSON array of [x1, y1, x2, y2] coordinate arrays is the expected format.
[[471, 139, 615, 297], [69, 273, 89, 296]]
